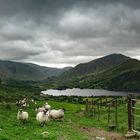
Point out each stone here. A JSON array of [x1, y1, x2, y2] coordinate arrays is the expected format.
[[125, 131, 135, 138]]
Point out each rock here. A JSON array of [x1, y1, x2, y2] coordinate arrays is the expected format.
[[125, 131, 135, 138], [96, 136, 106, 140]]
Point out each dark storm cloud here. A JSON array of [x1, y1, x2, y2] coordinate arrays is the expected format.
[[0, 0, 140, 67]]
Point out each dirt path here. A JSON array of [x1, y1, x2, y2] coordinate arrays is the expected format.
[[80, 126, 137, 140]]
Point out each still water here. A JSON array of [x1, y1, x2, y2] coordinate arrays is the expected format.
[[41, 88, 139, 97]]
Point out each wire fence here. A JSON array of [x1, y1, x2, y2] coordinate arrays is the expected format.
[[85, 96, 127, 129], [85, 94, 140, 135], [131, 98, 140, 135]]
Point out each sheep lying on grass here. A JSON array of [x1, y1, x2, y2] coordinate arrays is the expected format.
[[49, 108, 65, 120], [17, 109, 29, 123], [36, 110, 50, 126]]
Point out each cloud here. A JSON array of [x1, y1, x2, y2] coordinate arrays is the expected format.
[[0, 0, 140, 67]]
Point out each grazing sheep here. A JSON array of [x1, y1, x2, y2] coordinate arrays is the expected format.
[[44, 104, 51, 111], [17, 109, 29, 123], [36, 110, 49, 126], [22, 102, 29, 108], [35, 106, 46, 114], [49, 108, 65, 120], [16, 98, 28, 108]]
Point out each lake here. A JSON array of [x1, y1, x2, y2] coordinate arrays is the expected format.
[[41, 88, 139, 97]]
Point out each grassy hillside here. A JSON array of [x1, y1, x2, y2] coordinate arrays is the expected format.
[[0, 96, 131, 140], [0, 83, 41, 102], [0, 60, 46, 81], [0, 60, 72, 82], [72, 58, 140, 91], [27, 63, 72, 77], [49, 58, 140, 91], [0, 81, 137, 139], [61, 54, 129, 79]]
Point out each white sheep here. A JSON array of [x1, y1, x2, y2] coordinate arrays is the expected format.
[[44, 104, 51, 111], [35, 106, 46, 114], [49, 108, 65, 120], [16, 98, 28, 108], [36, 110, 49, 126], [17, 109, 29, 123]]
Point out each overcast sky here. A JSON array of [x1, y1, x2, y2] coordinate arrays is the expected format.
[[0, 0, 140, 68]]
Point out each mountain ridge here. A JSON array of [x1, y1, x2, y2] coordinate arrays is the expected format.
[[0, 60, 72, 81], [49, 54, 140, 91], [60, 53, 129, 79]]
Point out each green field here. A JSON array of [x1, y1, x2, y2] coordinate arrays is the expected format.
[[0, 98, 133, 140], [0, 84, 139, 140]]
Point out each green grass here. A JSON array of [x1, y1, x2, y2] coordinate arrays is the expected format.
[[0, 101, 88, 140], [0, 99, 130, 140]]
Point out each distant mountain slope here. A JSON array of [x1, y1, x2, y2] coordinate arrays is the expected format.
[[26, 63, 72, 77], [71, 58, 140, 91], [61, 54, 129, 79], [0, 60, 72, 81], [99, 58, 140, 91], [51, 54, 140, 91]]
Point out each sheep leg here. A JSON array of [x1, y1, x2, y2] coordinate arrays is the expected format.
[[41, 122, 45, 127]]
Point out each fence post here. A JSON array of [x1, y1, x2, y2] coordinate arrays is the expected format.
[[108, 103, 111, 124], [97, 102, 100, 120], [100, 98, 102, 109], [86, 99, 88, 113], [115, 99, 118, 127], [91, 98, 94, 116], [94, 101, 96, 118], [132, 98, 136, 130], [128, 94, 132, 131]]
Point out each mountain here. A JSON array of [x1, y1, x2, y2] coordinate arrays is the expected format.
[[61, 54, 129, 79], [0, 60, 72, 81], [52, 53, 140, 91], [75, 58, 140, 91], [26, 63, 72, 77]]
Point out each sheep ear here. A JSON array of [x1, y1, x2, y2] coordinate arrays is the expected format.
[[62, 108, 66, 111]]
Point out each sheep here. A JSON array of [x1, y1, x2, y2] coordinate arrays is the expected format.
[[49, 108, 65, 120], [17, 109, 29, 123], [16, 98, 28, 108], [36, 110, 49, 126], [35, 106, 46, 114], [44, 104, 51, 111], [21, 98, 27, 104]]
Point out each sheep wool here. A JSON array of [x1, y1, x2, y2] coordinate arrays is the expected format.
[[36, 111, 49, 126], [44, 104, 51, 111], [17, 109, 28, 123], [35, 107, 45, 114], [49, 108, 65, 120]]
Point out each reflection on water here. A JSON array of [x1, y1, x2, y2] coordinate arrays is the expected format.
[[41, 88, 139, 97]]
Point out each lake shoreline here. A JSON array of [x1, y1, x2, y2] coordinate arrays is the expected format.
[[41, 88, 139, 97]]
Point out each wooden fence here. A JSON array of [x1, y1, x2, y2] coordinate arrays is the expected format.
[[85, 94, 140, 134], [128, 94, 140, 134], [85, 96, 126, 129]]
